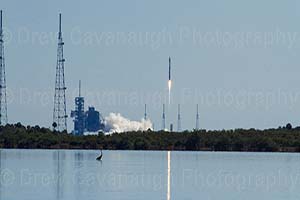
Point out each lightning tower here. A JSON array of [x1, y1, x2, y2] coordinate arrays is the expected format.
[[53, 13, 67, 132], [0, 10, 8, 125], [196, 104, 199, 130], [177, 104, 181, 132], [162, 104, 166, 130]]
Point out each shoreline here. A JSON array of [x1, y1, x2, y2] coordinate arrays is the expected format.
[[1, 123, 300, 153], [1, 148, 300, 154]]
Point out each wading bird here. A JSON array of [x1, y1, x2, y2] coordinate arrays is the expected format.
[[96, 149, 103, 161]]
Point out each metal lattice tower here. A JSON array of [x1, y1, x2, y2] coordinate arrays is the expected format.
[[0, 10, 8, 126], [196, 104, 199, 130], [53, 13, 67, 132], [177, 104, 181, 132], [162, 104, 166, 130]]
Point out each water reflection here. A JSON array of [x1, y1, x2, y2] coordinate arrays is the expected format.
[[0, 150, 2, 200], [0, 149, 7, 200], [53, 151, 65, 200], [0, 150, 299, 200], [74, 152, 83, 200], [167, 151, 171, 200], [74, 152, 83, 168]]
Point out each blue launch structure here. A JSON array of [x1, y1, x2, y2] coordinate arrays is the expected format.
[[71, 81, 105, 135], [71, 81, 85, 135], [85, 107, 105, 132]]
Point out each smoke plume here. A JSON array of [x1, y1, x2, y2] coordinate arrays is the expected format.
[[103, 113, 153, 134]]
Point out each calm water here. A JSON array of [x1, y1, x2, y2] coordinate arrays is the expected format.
[[0, 149, 300, 200]]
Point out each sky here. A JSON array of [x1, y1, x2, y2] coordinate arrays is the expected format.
[[2, 0, 300, 131]]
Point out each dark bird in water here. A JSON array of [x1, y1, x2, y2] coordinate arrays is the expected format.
[[96, 149, 103, 161]]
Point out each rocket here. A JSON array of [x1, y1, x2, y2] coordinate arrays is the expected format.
[[167, 57, 172, 105], [168, 57, 171, 81]]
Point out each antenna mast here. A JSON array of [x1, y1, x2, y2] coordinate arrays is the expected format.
[[177, 104, 181, 132], [196, 104, 199, 130], [162, 104, 166, 130], [144, 104, 147, 120], [79, 80, 81, 97]]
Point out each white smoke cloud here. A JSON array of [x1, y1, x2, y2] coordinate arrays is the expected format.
[[83, 113, 153, 135], [103, 113, 153, 134]]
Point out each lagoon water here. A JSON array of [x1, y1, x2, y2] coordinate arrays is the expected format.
[[0, 149, 300, 200]]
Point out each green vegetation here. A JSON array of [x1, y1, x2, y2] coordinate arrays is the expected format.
[[1, 123, 300, 152]]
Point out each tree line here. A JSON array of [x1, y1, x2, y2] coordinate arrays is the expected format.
[[0, 123, 300, 152]]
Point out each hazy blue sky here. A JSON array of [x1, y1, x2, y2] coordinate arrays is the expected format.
[[2, 0, 300, 131]]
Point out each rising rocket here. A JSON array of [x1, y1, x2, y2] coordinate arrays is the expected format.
[[168, 57, 172, 105], [168, 57, 171, 81]]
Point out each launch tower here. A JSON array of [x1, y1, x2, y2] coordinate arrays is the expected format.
[[71, 81, 85, 135]]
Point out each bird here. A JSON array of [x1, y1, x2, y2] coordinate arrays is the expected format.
[[96, 149, 103, 161]]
